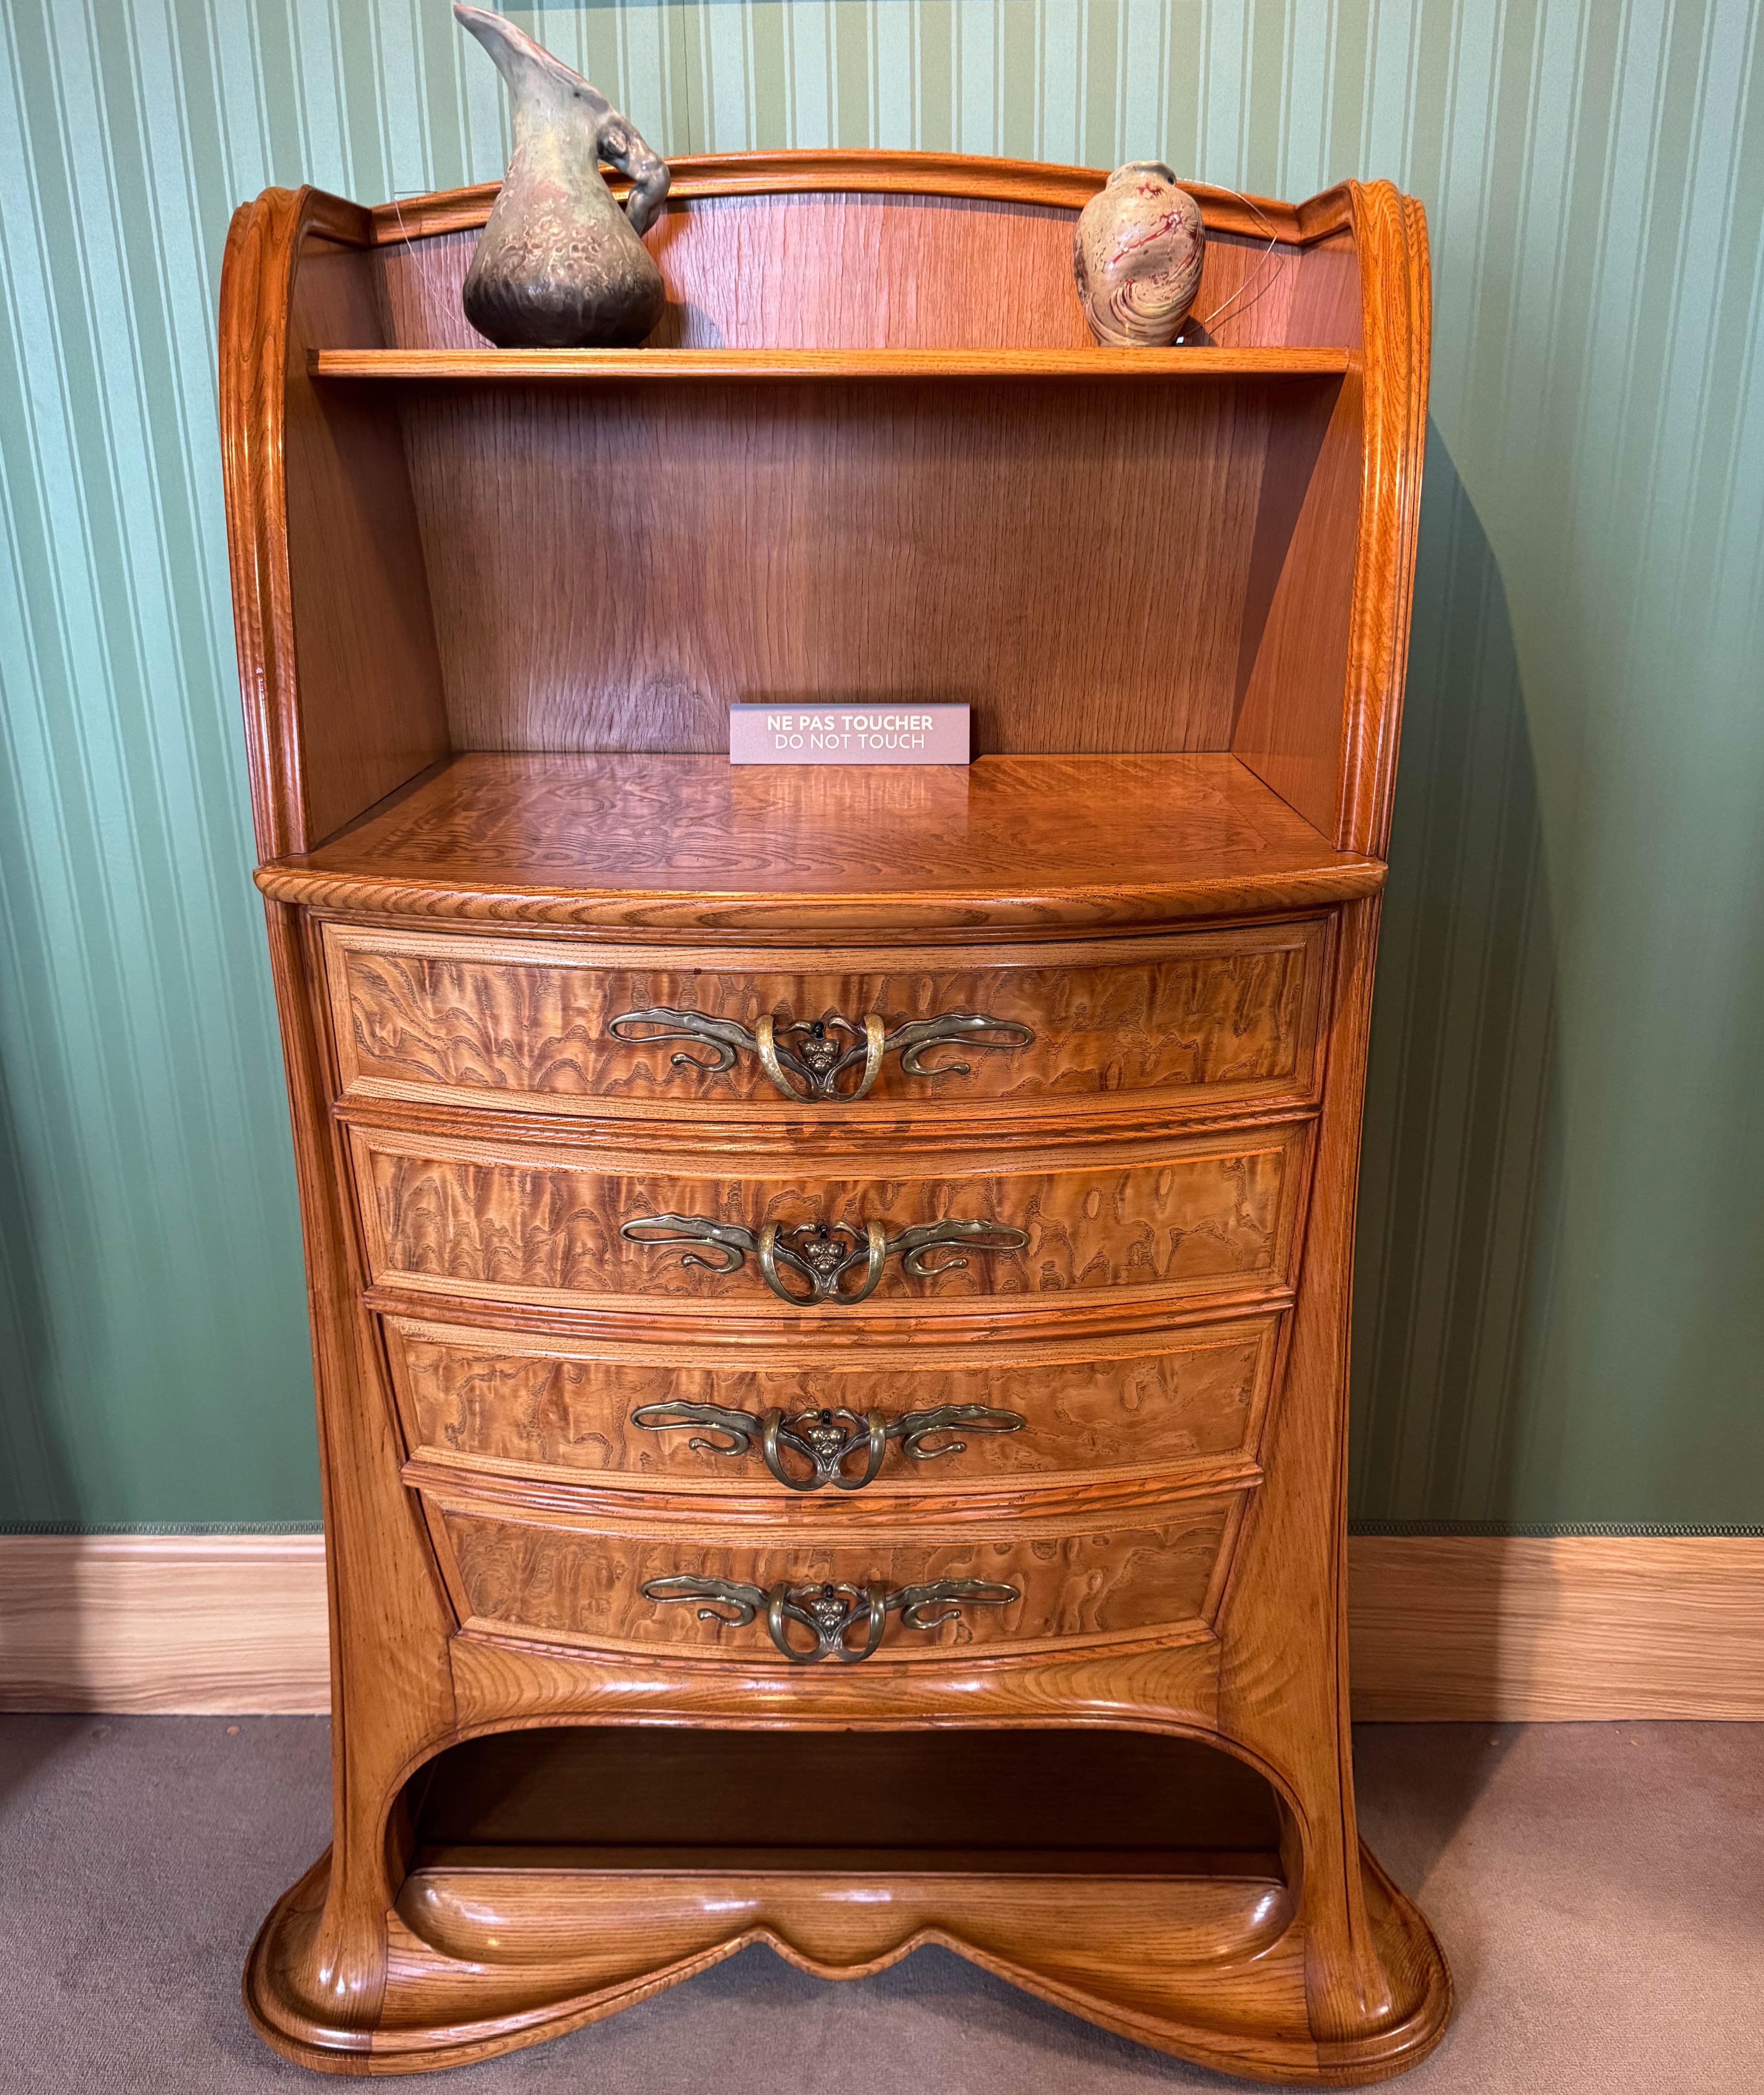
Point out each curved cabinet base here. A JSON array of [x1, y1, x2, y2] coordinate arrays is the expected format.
[[244, 1843, 1451, 2084]]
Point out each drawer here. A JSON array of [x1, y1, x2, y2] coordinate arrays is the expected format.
[[322, 922, 1329, 1123], [428, 1493, 1241, 1663], [386, 1314, 1279, 1498], [349, 1123, 1309, 1318]]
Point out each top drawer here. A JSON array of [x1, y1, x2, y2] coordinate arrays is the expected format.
[[321, 921, 1330, 1125]]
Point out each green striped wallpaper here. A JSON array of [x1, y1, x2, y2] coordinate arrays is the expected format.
[[2, 1, 1761, 1530]]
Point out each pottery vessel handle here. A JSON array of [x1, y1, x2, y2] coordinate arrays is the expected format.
[[598, 119, 671, 237]]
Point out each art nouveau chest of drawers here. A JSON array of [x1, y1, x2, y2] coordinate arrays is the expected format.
[[219, 151, 1448, 2080]]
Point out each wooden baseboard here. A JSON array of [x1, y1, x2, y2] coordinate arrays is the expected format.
[[1347, 1534, 1764, 1720], [1, 1532, 1758, 1718], [0, 1536, 329, 1715]]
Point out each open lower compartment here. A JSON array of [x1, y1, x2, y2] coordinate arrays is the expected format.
[[394, 1726, 1296, 1976]]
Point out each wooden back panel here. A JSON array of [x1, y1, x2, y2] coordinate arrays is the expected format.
[[225, 156, 1427, 853], [399, 372, 1331, 757], [365, 174, 1360, 762], [374, 194, 1304, 354]]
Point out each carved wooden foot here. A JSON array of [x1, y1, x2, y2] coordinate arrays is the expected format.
[[245, 1842, 1448, 2082]]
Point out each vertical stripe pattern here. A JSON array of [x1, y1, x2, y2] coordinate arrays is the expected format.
[[1, 1, 1760, 1528]]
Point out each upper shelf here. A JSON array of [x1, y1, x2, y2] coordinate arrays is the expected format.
[[310, 346, 1357, 384]]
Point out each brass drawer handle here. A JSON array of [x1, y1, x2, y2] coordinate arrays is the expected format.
[[606, 1005, 1034, 1103], [620, 1213, 1028, 1306], [641, 1573, 1019, 1663], [631, 1399, 1027, 1491]]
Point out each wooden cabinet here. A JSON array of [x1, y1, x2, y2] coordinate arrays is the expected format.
[[219, 153, 1447, 2080]]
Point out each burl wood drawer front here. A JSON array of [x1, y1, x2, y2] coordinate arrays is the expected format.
[[349, 1124, 1309, 1317], [430, 1495, 1238, 1662], [322, 922, 1329, 1122], [386, 1314, 1280, 1498]]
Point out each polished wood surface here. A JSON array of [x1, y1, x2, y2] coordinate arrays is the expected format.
[[261, 753, 1385, 936], [366, 151, 1350, 242], [22, 1531, 1762, 1722], [220, 189, 450, 856], [370, 178, 1323, 352], [348, 1120, 1308, 1314], [1348, 1534, 1764, 1721], [316, 345, 1356, 379], [324, 919, 1329, 1124], [394, 380, 1305, 757], [219, 149, 1443, 2081], [385, 1312, 1277, 1499], [0, 1535, 329, 1715], [1232, 374, 1364, 836], [429, 1493, 1238, 1659]]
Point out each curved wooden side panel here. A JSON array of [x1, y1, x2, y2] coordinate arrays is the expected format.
[[219, 186, 450, 859], [220, 189, 311, 861], [1229, 181, 1430, 851], [233, 902, 463, 2052]]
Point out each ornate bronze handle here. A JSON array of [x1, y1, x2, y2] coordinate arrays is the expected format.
[[619, 1213, 1028, 1306], [631, 1399, 1027, 1491], [641, 1573, 1019, 1662], [606, 1005, 1034, 1103]]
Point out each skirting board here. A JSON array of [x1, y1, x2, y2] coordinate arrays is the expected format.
[[0, 1532, 1758, 1719]]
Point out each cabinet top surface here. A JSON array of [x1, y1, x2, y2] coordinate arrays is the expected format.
[[256, 752, 1384, 938]]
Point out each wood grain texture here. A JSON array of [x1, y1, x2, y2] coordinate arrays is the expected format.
[[1231, 373, 1365, 836], [281, 241, 451, 846], [0, 1535, 328, 1715], [1349, 1535, 1764, 1721], [244, 894, 465, 2042], [349, 1121, 1308, 1316], [365, 154, 1346, 241], [1281, 232, 1366, 351], [316, 347, 1354, 379], [260, 753, 1385, 938], [323, 920, 1329, 1121], [394, 377, 1294, 759], [220, 190, 450, 858], [443, 1613, 1225, 1733], [12, 1533, 1758, 1720], [396, 1861, 1292, 1974], [1228, 183, 1430, 854], [1211, 892, 1389, 2049], [429, 1494, 1236, 1660], [384, 1312, 1278, 1499], [246, 1835, 1439, 2083], [218, 152, 1444, 2082], [369, 176, 1324, 345], [1336, 186, 1431, 857]]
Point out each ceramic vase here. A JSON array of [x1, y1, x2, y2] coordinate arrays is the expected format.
[[1072, 162, 1206, 348], [453, 4, 671, 348]]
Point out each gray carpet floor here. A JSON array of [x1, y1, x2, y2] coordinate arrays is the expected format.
[[0, 1716, 1758, 2090]]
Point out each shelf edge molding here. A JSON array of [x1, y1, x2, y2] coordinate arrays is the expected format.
[[312, 346, 1358, 384]]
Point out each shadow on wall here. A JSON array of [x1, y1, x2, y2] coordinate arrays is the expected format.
[[0, 1058, 92, 1777], [0, 1050, 76, 1529], [1351, 419, 1564, 1537]]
